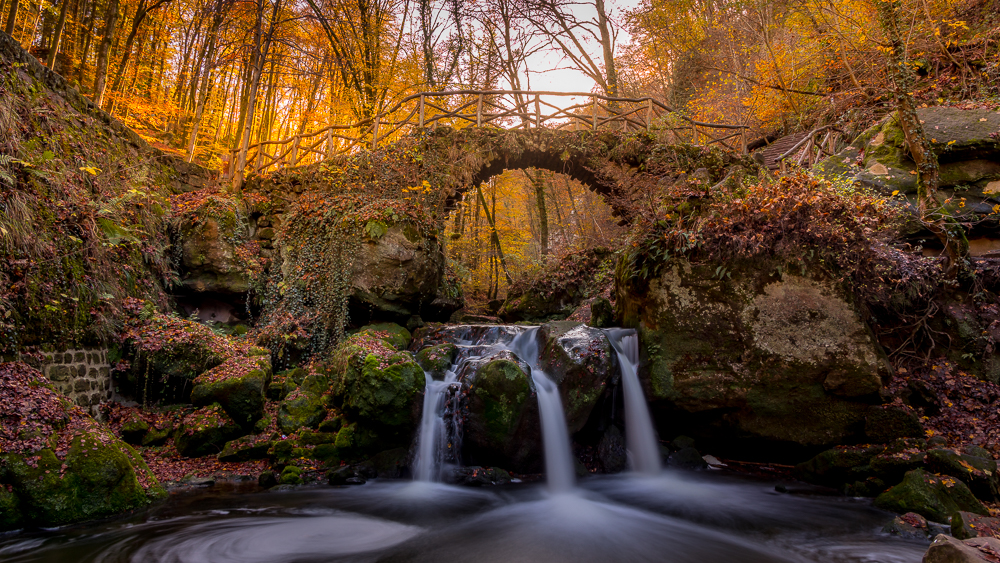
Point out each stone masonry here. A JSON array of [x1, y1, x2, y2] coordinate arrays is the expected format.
[[38, 349, 112, 417]]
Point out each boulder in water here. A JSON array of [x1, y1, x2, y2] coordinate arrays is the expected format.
[[191, 352, 271, 429], [865, 405, 924, 443], [952, 511, 1000, 540], [537, 321, 617, 433], [463, 358, 538, 471], [174, 403, 246, 457], [417, 343, 457, 379], [923, 534, 1000, 563], [874, 469, 988, 523], [618, 258, 889, 452], [924, 448, 1000, 501], [597, 426, 627, 473]]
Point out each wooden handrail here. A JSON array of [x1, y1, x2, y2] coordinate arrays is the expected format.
[[230, 89, 750, 177]]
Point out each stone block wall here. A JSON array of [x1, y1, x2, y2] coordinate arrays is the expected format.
[[39, 349, 112, 417]]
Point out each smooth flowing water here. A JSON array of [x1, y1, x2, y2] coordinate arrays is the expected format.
[[412, 370, 460, 482], [510, 327, 576, 493], [606, 328, 662, 475], [0, 474, 928, 563]]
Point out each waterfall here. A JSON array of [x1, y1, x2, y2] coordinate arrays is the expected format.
[[607, 329, 662, 475], [511, 328, 576, 493], [412, 370, 460, 482]]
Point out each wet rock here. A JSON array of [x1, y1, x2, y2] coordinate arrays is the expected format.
[[538, 321, 617, 433], [191, 354, 271, 429], [450, 466, 512, 486], [464, 358, 537, 471], [327, 466, 367, 486], [141, 423, 172, 446], [174, 404, 246, 457], [597, 426, 627, 474], [279, 466, 302, 485], [923, 534, 1000, 563], [0, 487, 22, 530], [924, 448, 1000, 501], [619, 258, 890, 449], [671, 435, 697, 451], [183, 476, 216, 487], [881, 512, 940, 540], [795, 444, 885, 488], [416, 343, 457, 379], [874, 469, 988, 523], [865, 405, 924, 443], [258, 470, 278, 489], [667, 447, 708, 470], [177, 215, 251, 294], [952, 511, 1000, 540]]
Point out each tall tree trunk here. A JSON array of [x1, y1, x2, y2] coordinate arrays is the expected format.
[[234, 0, 282, 190], [186, 10, 223, 162], [45, 0, 70, 68], [104, 0, 145, 110], [528, 168, 548, 256], [477, 183, 513, 284], [4, 0, 19, 35], [92, 0, 118, 105]]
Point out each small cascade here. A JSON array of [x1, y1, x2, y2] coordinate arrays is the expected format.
[[412, 370, 461, 482], [606, 328, 662, 475], [511, 328, 576, 493]]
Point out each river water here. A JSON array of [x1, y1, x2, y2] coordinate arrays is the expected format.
[[0, 473, 927, 563]]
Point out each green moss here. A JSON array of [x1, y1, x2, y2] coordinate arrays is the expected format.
[[1, 430, 157, 528], [473, 359, 531, 445], [191, 364, 269, 429], [357, 323, 412, 350], [173, 404, 245, 457], [277, 390, 328, 434], [328, 343, 423, 428], [416, 343, 457, 378], [279, 465, 303, 485], [875, 469, 988, 523]]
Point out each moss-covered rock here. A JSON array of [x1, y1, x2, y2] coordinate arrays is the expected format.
[[794, 444, 885, 488], [191, 356, 271, 429], [357, 323, 412, 351], [141, 422, 172, 446], [951, 511, 1000, 540], [173, 403, 245, 457], [618, 257, 889, 449], [416, 343, 457, 378], [464, 358, 536, 469], [218, 435, 273, 462], [538, 321, 616, 433], [924, 448, 999, 501], [1, 362, 165, 531], [874, 469, 988, 523], [590, 297, 614, 328], [120, 413, 150, 445], [279, 465, 303, 485], [277, 388, 328, 434], [326, 335, 424, 429]]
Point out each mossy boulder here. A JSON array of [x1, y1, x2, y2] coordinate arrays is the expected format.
[[218, 435, 273, 462], [590, 297, 614, 328], [951, 511, 1000, 540], [356, 323, 412, 351], [141, 422, 172, 446], [537, 321, 617, 433], [191, 356, 271, 429], [277, 388, 328, 434], [794, 444, 885, 488], [618, 258, 889, 450], [874, 469, 988, 523], [0, 362, 165, 531], [279, 465, 303, 485], [417, 343, 457, 378], [464, 358, 537, 470], [120, 413, 150, 445], [924, 448, 999, 501], [326, 335, 424, 429], [173, 403, 245, 457], [178, 214, 251, 294]]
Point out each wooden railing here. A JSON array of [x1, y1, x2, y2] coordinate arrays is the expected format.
[[775, 125, 844, 171], [231, 90, 750, 177]]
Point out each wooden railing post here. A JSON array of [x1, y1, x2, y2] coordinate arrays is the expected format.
[[419, 95, 425, 128], [592, 96, 598, 131], [372, 114, 380, 150], [741, 128, 748, 155], [290, 135, 300, 165], [326, 129, 334, 159], [254, 148, 264, 174], [534, 94, 541, 128], [646, 99, 653, 130], [476, 93, 483, 127]]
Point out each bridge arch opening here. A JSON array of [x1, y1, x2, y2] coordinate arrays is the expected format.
[[444, 166, 624, 305]]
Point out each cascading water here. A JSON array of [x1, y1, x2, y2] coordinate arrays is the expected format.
[[510, 328, 576, 493], [412, 370, 460, 482], [606, 329, 662, 475]]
